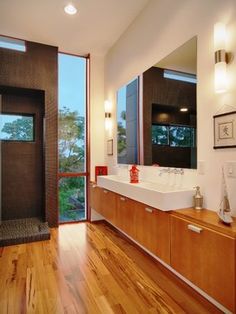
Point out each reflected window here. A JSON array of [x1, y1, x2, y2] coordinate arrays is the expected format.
[[170, 126, 195, 147], [164, 70, 197, 84], [0, 114, 34, 141], [117, 77, 138, 164], [152, 125, 169, 145], [152, 124, 195, 148]]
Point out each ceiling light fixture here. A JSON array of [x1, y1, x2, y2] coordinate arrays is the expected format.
[[64, 4, 77, 15], [180, 108, 188, 112]]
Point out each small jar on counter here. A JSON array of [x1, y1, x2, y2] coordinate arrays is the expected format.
[[130, 165, 139, 183]]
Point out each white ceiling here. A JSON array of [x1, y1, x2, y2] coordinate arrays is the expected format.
[[155, 37, 197, 75], [0, 0, 149, 56]]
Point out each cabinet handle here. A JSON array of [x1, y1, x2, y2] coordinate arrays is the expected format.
[[145, 207, 153, 213], [92, 184, 97, 188], [103, 190, 108, 194], [188, 224, 202, 233], [120, 197, 126, 201]]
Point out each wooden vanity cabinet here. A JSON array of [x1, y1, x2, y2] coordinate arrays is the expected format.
[[90, 183, 170, 264], [134, 203, 170, 264], [114, 196, 171, 264], [171, 214, 236, 312], [90, 183, 236, 311], [90, 183, 102, 214], [116, 196, 136, 238], [90, 184, 117, 224], [100, 188, 117, 224]]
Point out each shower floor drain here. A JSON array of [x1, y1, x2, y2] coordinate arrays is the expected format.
[[0, 217, 50, 247]]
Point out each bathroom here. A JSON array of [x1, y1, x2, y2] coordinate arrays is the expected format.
[[0, 0, 236, 313]]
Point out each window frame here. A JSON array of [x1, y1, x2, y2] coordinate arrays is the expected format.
[[0, 35, 26, 52], [151, 123, 196, 148], [0, 112, 35, 142], [163, 69, 197, 84], [58, 52, 90, 224]]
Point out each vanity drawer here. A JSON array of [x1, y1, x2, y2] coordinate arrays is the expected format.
[[171, 215, 235, 311], [100, 189, 117, 224], [134, 203, 170, 264], [90, 183, 102, 214], [116, 195, 136, 238], [90, 185, 117, 223]]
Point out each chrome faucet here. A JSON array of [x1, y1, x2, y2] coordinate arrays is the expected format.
[[171, 168, 184, 175], [159, 167, 171, 176], [159, 167, 184, 176], [173, 168, 184, 175]]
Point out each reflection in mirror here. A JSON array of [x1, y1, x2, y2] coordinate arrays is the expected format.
[[142, 36, 197, 168], [117, 77, 139, 164]]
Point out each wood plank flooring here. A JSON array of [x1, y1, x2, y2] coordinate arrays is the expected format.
[[0, 222, 222, 314]]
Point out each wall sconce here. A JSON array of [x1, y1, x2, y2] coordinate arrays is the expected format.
[[214, 22, 230, 93], [104, 100, 112, 130]]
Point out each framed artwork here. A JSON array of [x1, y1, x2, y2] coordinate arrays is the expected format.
[[107, 139, 113, 155], [213, 111, 236, 149]]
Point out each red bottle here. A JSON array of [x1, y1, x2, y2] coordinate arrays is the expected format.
[[129, 165, 139, 183]]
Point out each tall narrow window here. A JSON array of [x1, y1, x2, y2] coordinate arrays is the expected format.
[[58, 53, 88, 223]]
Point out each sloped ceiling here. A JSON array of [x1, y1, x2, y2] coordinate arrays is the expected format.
[[0, 0, 150, 55]]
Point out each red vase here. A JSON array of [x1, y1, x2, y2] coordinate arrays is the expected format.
[[129, 165, 139, 183]]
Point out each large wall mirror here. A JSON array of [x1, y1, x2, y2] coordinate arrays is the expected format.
[[117, 77, 139, 164], [116, 36, 197, 169]]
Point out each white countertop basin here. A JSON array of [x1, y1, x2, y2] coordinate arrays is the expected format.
[[97, 175, 194, 211]]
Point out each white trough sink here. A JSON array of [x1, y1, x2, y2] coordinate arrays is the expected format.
[[97, 175, 194, 211]]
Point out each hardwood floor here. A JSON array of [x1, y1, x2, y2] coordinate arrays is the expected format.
[[0, 222, 222, 314]]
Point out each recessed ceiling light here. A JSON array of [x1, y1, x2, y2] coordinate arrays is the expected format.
[[64, 4, 77, 15], [180, 107, 188, 112]]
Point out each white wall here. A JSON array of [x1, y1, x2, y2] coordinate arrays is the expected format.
[[90, 55, 105, 181], [104, 0, 236, 214]]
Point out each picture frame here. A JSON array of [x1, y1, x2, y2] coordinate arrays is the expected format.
[[107, 139, 113, 155], [213, 111, 236, 149]]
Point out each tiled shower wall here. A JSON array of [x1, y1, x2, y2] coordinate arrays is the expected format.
[[0, 41, 58, 227]]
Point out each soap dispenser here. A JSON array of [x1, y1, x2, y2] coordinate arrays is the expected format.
[[193, 186, 203, 210]]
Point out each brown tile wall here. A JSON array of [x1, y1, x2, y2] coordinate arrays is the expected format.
[[0, 41, 58, 227]]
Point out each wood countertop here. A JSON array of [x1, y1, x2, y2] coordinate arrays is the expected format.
[[172, 208, 236, 238]]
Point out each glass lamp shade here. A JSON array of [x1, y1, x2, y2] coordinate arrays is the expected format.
[[215, 61, 227, 93], [214, 22, 226, 51], [105, 117, 112, 130], [104, 100, 112, 114]]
